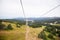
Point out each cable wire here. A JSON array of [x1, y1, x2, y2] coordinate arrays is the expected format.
[[40, 5, 60, 17], [20, 0, 26, 19], [20, 0, 28, 25]]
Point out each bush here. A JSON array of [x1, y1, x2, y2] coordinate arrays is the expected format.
[[0, 20, 2, 21], [58, 33, 60, 37], [0, 36, 6, 40], [38, 31, 47, 40], [56, 31, 60, 37], [51, 29, 56, 36], [5, 24, 13, 30], [48, 34, 55, 40], [16, 24, 20, 28], [45, 27, 53, 32], [0, 24, 5, 30], [28, 23, 42, 28]]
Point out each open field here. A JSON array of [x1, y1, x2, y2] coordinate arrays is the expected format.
[[0, 26, 45, 40], [0, 21, 45, 40], [0, 19, 60, 40]]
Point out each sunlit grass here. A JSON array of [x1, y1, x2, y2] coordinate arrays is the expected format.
[[0, 22, 25, 40], [0, 21, 46, 40], [0, 30, 25, 40]]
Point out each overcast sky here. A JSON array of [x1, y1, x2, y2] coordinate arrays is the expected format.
[[0, 0, 60, 19]]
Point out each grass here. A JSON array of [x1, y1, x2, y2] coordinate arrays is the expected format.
[[0, 21, 46, 40], [0, 30, 25, 40], [0, 22, 25, 40]]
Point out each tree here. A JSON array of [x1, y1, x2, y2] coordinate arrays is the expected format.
[[5, 24, 13, 30], [16, 24, 20, 28], [48, 34, 55, 40], [38, 31, 47, 40], [0, 24, 5, 30], [0, 20, 2, 24]]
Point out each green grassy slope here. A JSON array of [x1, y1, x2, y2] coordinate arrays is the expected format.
[[0, 21, 45, 40]]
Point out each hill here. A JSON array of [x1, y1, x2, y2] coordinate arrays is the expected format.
[[0, 17, 60, 40]]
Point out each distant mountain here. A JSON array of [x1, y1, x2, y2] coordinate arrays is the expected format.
[[1, 17, 60, 22], [0, 17, 60, 24], [13, 17, 60, 21]]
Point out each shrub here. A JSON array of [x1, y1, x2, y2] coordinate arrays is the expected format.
[[51, 28, 56, 36], [0, 24, 5, 30], [16, 24, 20, 28], [5, 24, 13, 30], [48, 33, 55, 40], [28, 23, 42, 28], [56, 31, 60, 37], [0, 36, 6, 40], [38, 31, 47, 40], [58, 33, 60, 37], [0, 20, 2, 24], [45, 27, 53, 32]]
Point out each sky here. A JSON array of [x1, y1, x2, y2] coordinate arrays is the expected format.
[[0, 0, 60, 19]]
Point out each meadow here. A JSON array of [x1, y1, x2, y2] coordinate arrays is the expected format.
[[0, 19, 60, 40]]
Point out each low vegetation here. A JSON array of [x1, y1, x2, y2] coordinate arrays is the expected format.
[[38, 24, 60, 40], [0, 19, 60, 40]]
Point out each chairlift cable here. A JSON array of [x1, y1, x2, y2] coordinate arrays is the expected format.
[[40, 5, 60, 17], [20, 0, 28, 25]]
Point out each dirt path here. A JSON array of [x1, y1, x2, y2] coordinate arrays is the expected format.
[[25, 26, 45, 40], [25, 26, 30, 40]]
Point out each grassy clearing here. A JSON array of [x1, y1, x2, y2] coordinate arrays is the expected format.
[[0, 26, 45, 40], [0, 30, 25, 40], [25, 26, 46, 40], [0, 22, 26, 40], [0, 21, 46, 40]]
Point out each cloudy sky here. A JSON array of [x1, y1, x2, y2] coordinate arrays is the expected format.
[[0, 0, 60, 19]]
